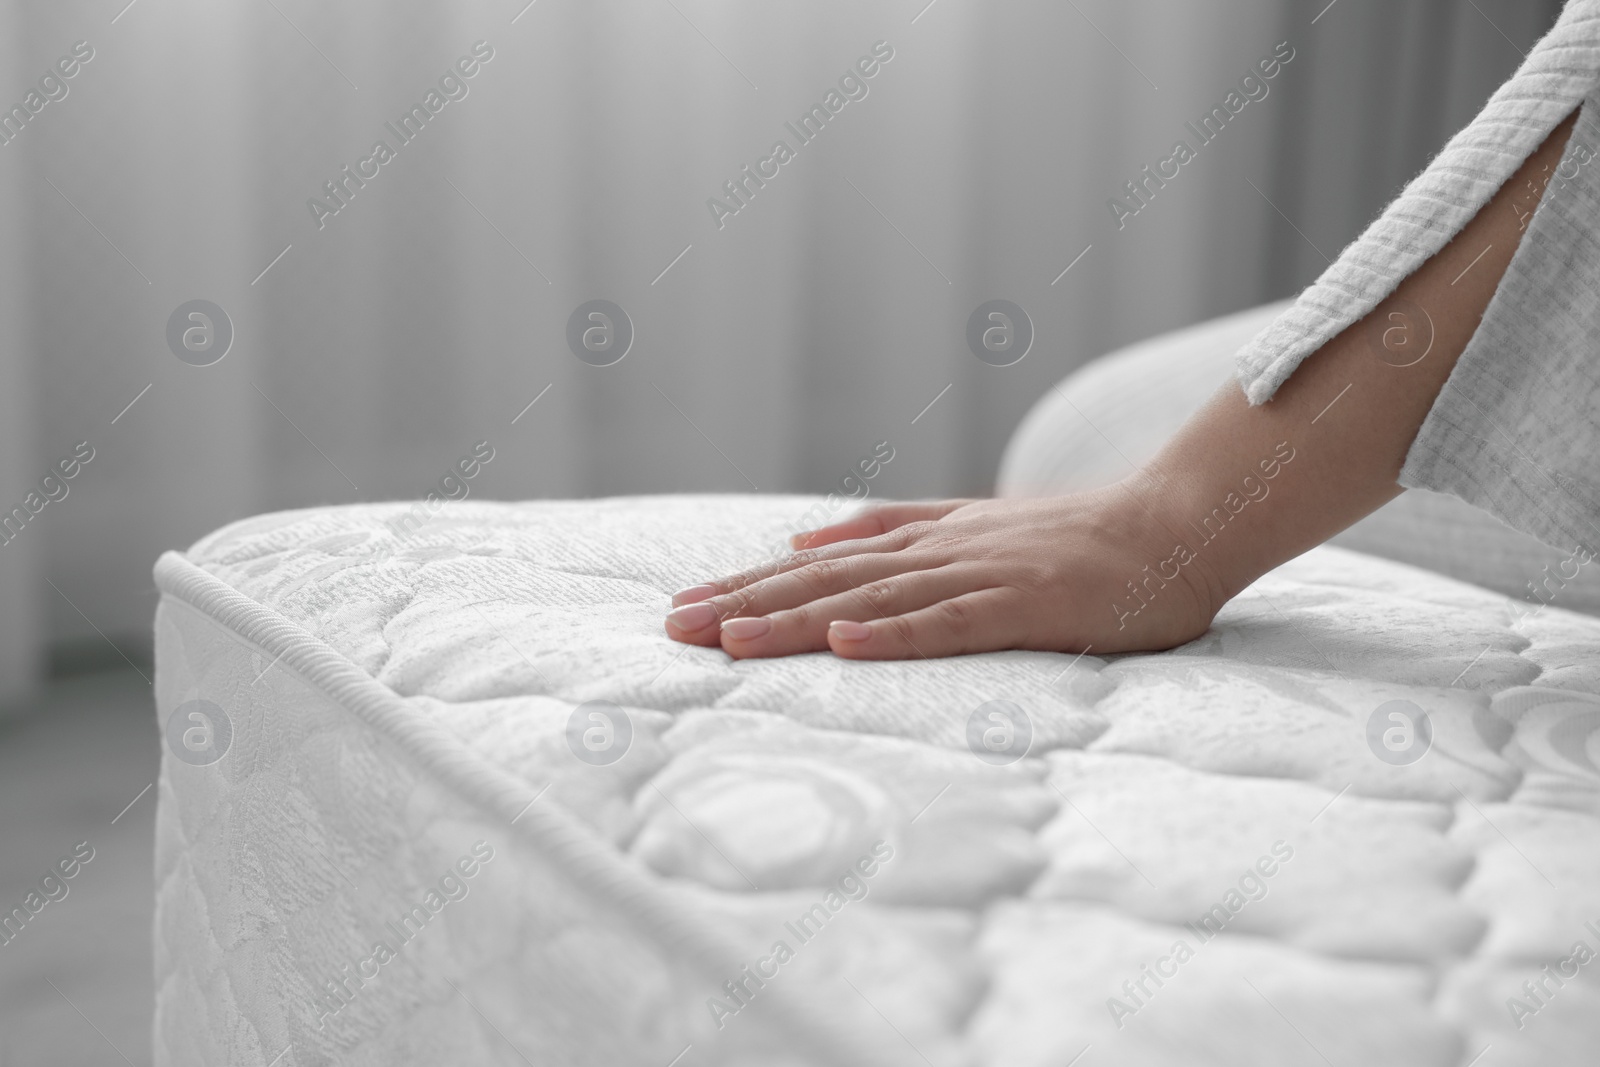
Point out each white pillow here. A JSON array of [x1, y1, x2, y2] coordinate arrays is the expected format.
[[997, 301, 1600, 619]]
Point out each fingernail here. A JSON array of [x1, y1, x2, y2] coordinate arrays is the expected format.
[[666, 602, 718, 632], [788, 533, 811, 550], [721, 617, 772, 640], [829, 620, 872, 642], [671, 584, 718, 607]]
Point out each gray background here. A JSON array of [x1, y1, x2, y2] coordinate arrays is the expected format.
[[0, 0, 1565, 699]]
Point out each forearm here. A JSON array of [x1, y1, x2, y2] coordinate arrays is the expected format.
[[1135, 110, 1579, 611]]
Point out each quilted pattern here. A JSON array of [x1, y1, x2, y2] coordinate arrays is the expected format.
[[155, 495, 1600, 1066]]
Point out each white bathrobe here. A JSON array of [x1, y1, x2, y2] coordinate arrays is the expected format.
[[1235, 0, 1600, 556]]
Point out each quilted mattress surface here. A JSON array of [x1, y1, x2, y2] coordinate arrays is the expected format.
[[150, 495, 1600, 1067]]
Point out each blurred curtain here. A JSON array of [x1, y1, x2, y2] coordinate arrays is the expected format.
[[0, 0, 37, 704], [0, 0, 1563, 700]]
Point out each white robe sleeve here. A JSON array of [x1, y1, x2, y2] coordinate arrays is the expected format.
[[1399, 87, 1600, 555], [1234, 0, 1600, 405], [1235, 0, 1600, 553]]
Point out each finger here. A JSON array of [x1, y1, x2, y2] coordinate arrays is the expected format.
[[669, 553, 918, 640], [719, 565, 983, 659], [663, 598, 728, 646], [823, 588, 1021, 660], [700, 551, 935, 624], [789, 500, 974, 550], [675, 521, 943, 608]]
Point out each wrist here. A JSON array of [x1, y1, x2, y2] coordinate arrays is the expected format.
[[1118, 458, 1267, 622]]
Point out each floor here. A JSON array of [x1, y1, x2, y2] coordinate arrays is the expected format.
[[0, 670, 159, 1067]]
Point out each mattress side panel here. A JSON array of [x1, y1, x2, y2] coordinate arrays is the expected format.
[[149, 593, 829, 1067]]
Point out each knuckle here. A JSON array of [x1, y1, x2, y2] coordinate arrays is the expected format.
[[1012, 561, 1053, 593], [724, 556, 789, 596], [891, 521, 937, 549], [717, 587, 757, 619], [935, 596, 979, 635], [779, 599, 824, 631], [755, 557, 791, 583], [858, 579, 897, 612], [786, 548, 823, 569], [887, 613, 926, 648], [721, 571, 758, 593], [801, 556, 853, 589], [787, 559, 851, 601]]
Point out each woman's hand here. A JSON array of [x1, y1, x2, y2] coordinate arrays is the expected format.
[[664, 107, 1578, 662], [662, 483, 1226, 660]]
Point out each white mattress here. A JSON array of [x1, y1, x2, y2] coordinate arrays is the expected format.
[[150, 495, 1600, 1067]]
